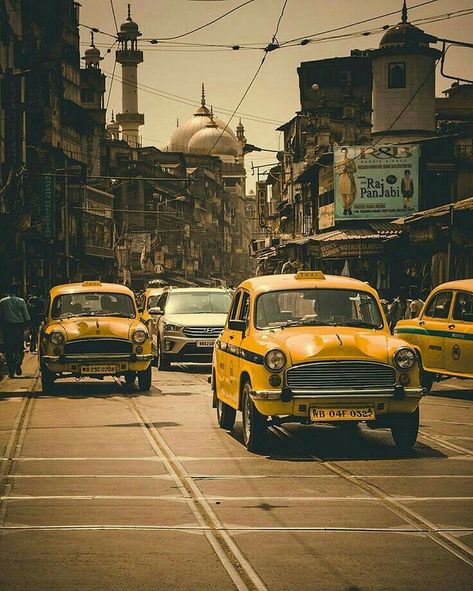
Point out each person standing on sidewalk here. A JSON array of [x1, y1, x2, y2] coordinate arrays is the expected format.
[[0, 286, 30, 378], [27, 287, 45, 353]]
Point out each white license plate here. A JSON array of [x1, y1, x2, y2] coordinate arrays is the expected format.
[[310, 406, 375, 422], [196, 340, 215, 348], [80, 365, 117, 375]]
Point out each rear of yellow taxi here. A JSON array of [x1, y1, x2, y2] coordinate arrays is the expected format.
[[40, 281, 153, 392], [212, 271, 424, 453]]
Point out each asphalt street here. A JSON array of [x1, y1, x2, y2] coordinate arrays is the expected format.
[[1, 355, 473, 591]]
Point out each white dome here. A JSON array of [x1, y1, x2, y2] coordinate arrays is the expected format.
[[187, 122, 238, 162]]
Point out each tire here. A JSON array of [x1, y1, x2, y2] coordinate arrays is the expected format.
[[241, 381, 267, 453], [217, 397, 236, 430], [156, 340, 171, 371], [137, 365, 152, 391], [40, 362, 55, 394], [420, 369, 434, 392], [124, 372, 136, 385], [391, 407, 419, 453]]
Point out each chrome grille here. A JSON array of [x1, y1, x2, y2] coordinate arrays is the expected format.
[[182, 326, 223, 339], [64, 339, 132, 355], [286, 361, 396, 390]]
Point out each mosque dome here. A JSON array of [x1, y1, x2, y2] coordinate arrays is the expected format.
[[167, 84, 238, 154], [84, 45, 101, 60], [379, 1, 435, 50], [106, 111, 119, 132], [188, 118, 238, 162], [119, 6, 141, 38]]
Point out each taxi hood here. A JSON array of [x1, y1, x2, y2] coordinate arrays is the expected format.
[[52, 317, 141, 340], [256, 327, 402, 365]]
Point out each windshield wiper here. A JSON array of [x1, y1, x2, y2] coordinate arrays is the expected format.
[[99, 312, 133, 318], [340, 320, 381, 329], [266, 319, 335, 329]]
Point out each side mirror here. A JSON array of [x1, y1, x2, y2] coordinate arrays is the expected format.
[[149, 307, 163, 316], [137, 306, 143, 314], [228, 319, 247, 332]]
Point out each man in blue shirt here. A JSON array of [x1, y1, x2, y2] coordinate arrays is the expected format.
[[0, 286, 30, 378]]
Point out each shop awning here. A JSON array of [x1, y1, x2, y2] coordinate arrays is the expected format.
[[394, 196, 473, 225]]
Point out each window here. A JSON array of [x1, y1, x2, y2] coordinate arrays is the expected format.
[[228, 291, 242, 321], [238, 292, 250, 322], [424, 291, 453, 319], [81, 88, 95, 103], [453, 292, 473, 323], [165, 291, 232, 315], [51, 292, 135, 319], [388, 62, 406, 89]]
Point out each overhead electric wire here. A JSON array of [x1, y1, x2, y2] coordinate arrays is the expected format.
[[146, 0, 255, 41], [109, 0, 119, 33], [206, 0, 290, 156]]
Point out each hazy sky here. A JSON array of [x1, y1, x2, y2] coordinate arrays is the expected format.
[[79, 0, 473, 190]]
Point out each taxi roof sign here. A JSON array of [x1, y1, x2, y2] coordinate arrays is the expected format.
[[82, 281, 102, 287], [295, 271, 325, 280]]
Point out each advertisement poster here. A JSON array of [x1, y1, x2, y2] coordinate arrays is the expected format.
[[333, 145, 419, 220]]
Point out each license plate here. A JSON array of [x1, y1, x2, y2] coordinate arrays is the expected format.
[[197, 340, 215, 348], [80, 365, 117, 375], [310, 406, 375, 422]]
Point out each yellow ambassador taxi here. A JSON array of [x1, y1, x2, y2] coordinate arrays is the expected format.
[[39, 281, 153, 393], [395, 279, 473, 391], [212, 271, 424, 453]]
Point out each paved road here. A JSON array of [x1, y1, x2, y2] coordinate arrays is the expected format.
[[1, 356, 472, 590]]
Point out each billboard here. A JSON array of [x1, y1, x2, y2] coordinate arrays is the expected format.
[[333, 145, 419, 220]]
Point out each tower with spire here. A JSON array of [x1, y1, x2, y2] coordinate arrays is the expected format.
[[371, 0, 441, 142], [115, 4, 144, 147]]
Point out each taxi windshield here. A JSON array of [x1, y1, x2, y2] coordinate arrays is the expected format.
[[255, 288, 384, 330], [166, 291, 232, 315], [51, 292, 136, 319]]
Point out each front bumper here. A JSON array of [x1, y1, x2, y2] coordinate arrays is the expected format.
[[42, 353, 153, 375], [161, 335, 216, 360], [251, 386, 425, 400]]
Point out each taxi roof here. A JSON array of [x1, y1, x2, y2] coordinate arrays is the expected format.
[[431, 279, 473, 292], [49, 282, 135, 297], [239, 273, 377, 297], [144, 287, 165, 295]]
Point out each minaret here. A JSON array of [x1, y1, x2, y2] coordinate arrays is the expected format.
[[371, 0, 441, 142], [115, 4, 144, 147], [236, 118, 246, 165]]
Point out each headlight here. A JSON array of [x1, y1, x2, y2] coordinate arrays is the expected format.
[[132, 329, 148, 344], [393, 347, 416, 370], [264, 349, 286, 371], [50, 331, 64, 345], [163, 322, 182, 332]]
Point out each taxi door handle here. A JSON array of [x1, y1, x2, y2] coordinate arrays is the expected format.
[[419, 320, 425, 326], [229, 335, 234, 340], [448, 324, 455, 329]]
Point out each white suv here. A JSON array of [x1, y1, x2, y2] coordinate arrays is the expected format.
[[150, 287, 232, 369]]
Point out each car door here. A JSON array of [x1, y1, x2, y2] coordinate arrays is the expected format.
[[445, 290, 473, 377], [419, 290, 453, 373], [216, 290, 242, 402], [227, 290, 251, 403]]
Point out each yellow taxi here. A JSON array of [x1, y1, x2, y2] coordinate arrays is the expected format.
[[395, 279, 473, 390], [139, 287, 165, 325], [39, 281, 153, 393], [212, 271, 424, 453]]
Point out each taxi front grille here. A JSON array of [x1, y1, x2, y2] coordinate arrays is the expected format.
[[182, 326, 223, 338], [64, 339, 132, 355], [286, 361, 396, 390]]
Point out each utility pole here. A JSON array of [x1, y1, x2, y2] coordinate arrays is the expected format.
[[64, 163, 70, 282]]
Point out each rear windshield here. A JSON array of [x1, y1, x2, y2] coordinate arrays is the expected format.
[[51, 292, 136, 319], [255, 288, 384, 330], [165, 291, 232, 315]]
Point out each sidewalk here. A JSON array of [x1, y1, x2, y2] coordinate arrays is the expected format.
[[0, 352, 39, 390]]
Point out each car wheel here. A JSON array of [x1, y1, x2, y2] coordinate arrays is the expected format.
[[40, 362, 55, 394], [241, 381, 267, 453], [157, 341, 171, 371], [391, 407, 419, 453], [217, 397, 236, 430], [137, 365, 152, 392], [124, 372, 136, 385], [420, 369, 434, 392]]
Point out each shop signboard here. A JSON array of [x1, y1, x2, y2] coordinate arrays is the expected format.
[[334, 145, 419, 220], [41, 175, 56, 240], [320, 240, 384, 259]]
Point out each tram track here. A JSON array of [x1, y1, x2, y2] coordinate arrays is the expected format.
[[127, 393, 268, 591], [0, 375, 38, 525], [270, 424, 473, 569]]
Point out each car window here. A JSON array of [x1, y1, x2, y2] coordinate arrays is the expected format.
[[229, 291, 242, 321], [238, 292, 250, 321], [255, 289, 383, 329], [453, 291, 473, 322], [148, 294, 162, 309], [165, 291, 232, 314], [157, 293, 168, 310], [424, 291, 453, 319], [51, 292, 135, 319]]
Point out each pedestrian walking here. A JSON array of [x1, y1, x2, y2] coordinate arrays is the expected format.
[[0, 286, 31, 378], [387, 288, 408, 331], [27, 287, 45, 353]]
